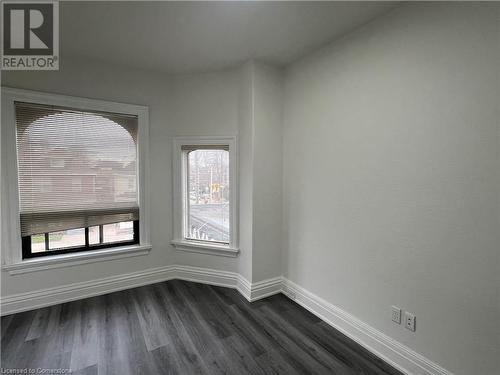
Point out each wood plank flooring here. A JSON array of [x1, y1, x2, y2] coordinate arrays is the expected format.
[[1, 280, 403, 375]]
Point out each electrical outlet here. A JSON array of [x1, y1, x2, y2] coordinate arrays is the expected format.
[[391, 306, 401, 324], [405, 312, 416, 332]]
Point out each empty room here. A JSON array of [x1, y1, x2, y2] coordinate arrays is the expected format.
[[1, 1, 499, 375]]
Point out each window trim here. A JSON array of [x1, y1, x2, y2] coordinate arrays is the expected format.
[[1, 87, 151, 266], [172, 136, 239, 257]]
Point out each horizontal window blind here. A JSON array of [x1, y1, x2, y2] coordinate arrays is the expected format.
[[16, 101, 139, 237]]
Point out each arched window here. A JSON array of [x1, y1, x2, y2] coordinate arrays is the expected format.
[[15, 101, 139, 257]]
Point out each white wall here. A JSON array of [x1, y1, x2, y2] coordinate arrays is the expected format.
[[166, 68, 242, 272], [0, 55, 246, 295], [283, 3, 500, 375], [1, 55, 172, 296], [252, 63, 283, 282], [0, 54, 283, 297], [237, 62, 255, 281], [236, 62, 284, 283]]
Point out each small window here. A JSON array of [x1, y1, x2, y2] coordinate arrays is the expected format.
[[172, 137, 238, 256]]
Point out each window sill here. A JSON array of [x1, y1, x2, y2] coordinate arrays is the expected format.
[[171, 239, 239, 258], [1, 244, 152, 275]]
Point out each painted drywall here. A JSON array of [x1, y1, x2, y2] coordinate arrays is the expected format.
[[0, 55, 246, 296], [1, 56, 174, 296], [235, 62, 284, 283], [252, 63, 283, 282], [237, 62, 255, 282], [283, 3, 499, 374], [0, 54, 284, 298], [166, 69, 243, 272]]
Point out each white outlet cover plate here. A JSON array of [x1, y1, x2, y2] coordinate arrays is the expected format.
[[405, 311, 416, 331]]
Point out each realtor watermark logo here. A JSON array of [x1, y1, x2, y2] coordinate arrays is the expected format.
[[1, 1, 59, 70]]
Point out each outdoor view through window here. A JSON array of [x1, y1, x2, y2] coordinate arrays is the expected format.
[[186, 149, 229, 244]]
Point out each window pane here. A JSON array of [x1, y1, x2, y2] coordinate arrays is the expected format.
[[186, 149, 229, 243], [31, 234, 46, 253], [89, 226, 100, 245], [102, 221, 134, 243], [48, 228, 85, 250]]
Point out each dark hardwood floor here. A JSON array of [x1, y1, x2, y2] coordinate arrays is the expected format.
[[1, 280, 403, 375]]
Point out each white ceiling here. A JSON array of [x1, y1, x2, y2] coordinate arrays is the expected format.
[[61, 1, 397, 74]]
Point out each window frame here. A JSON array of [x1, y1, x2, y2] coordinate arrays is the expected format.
[[172, 136, 239, 257], [1, 87, 151, 268], [22, 220, 140, 259]]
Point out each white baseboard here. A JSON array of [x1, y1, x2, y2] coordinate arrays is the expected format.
[[0, 265, 282, 315], [1, 265, 177, 315], [172, 266, 282, 302], [282, 278, 453, 375], [249, 276, 283, 301], [174, 265, 240, 289], [0, 266, 452, 375]]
